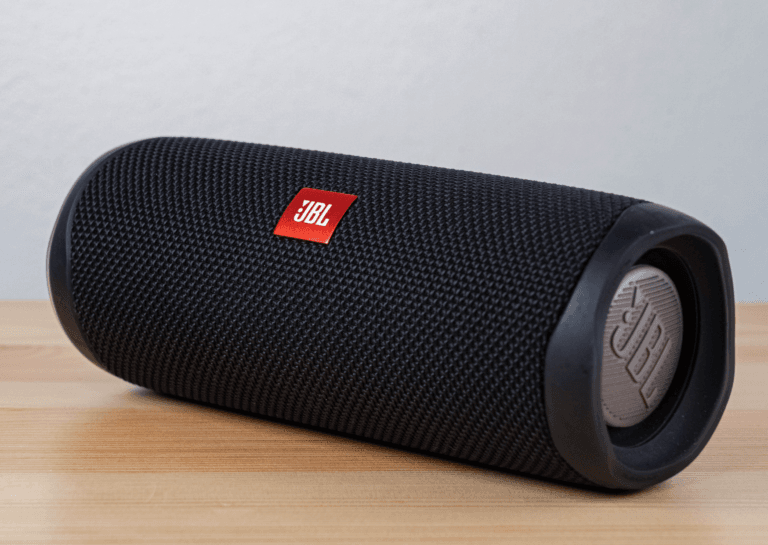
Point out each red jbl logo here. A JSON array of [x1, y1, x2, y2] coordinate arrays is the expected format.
[[274, 187, 357, 244], [293, 200, 333, 226]]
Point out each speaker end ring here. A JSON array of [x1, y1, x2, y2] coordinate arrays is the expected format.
[[47, 141, 141, 368], [544, 202, 735, 490]]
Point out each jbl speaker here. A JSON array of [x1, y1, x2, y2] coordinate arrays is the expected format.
[[48, 137, 734, 489]]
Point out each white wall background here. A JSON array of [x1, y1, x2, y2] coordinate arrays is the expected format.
[[1, 0, 766, 301]]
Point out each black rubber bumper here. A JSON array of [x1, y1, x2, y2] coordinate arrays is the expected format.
[[545, 201, 735, 489], [47, 143, 134, 368]]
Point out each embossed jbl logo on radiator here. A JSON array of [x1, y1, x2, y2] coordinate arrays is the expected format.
[[274, 187, 357, 244], [610, 287, 673, 408]]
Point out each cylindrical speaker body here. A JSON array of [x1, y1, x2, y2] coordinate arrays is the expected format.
[[48, 137, 734, 489]]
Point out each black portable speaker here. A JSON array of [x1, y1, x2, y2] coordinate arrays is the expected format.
[[48, 137, 734, 489]]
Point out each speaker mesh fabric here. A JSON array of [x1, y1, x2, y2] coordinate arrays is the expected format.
[[69, 137, 640, 485]]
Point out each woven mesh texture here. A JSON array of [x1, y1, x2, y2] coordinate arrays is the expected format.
[[70, 137, 640, 484]]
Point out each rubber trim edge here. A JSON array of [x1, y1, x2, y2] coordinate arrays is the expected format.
[[46, 142, 140, 368], [544, 202, 735, 489]]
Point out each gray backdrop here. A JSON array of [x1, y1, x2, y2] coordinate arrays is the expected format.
[[2, 0, 766, 301]]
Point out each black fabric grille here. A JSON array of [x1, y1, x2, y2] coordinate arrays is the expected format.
[[70, 137, 640, 484]]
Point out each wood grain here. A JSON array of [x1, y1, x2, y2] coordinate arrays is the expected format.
[[1, 301, 767, 544]]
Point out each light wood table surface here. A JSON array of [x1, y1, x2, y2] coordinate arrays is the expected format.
[[1, 300, 766, 544]]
